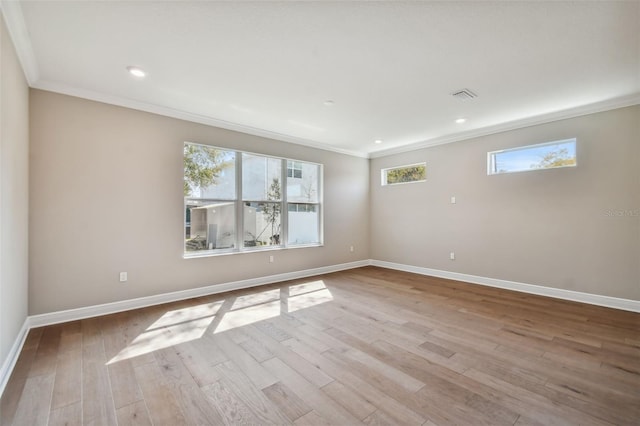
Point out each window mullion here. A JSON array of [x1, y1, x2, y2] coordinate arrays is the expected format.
[[281, 158, 288, 247], [236, 151, 243, 251], [319, 165, 324, 245]]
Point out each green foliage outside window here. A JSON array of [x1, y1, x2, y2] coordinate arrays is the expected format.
[[260, 178, 282, 243], [530, 148, 576, 169], [183, 144, 229, 196], [385, 164, 426, 185]]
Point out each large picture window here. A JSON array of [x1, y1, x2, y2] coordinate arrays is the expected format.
[[184, 143, 322, 256]]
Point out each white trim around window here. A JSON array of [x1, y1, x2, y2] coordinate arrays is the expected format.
[[184, 142, 323, 258]]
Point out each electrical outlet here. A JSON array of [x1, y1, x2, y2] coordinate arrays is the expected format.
[[119, 272, 127, 282], [269, 255, 274, 263], [450, 252, 455, 260], [350, 245, 354, 253], [451, 196, 456, 204]]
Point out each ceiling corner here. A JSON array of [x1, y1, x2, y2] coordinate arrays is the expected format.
[[1, 0, 39, 84], [368, 93, 640, 159]]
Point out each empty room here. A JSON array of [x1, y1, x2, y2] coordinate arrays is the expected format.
[[0, 1, 638, 425]]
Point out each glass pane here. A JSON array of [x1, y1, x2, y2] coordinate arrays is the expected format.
[[488, 138, 576, 175], [242, 154, 282, 201], [243, 202, 282, 247], [184, 143, 236, 199], [185, 200, 235, 252], [288, 204, 319, 245], [383, 163, 426, 185], [287, 161, 319, 202]]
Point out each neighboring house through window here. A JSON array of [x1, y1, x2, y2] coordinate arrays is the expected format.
[[287, 161, 303, 179], [184, 143, 322, 256]]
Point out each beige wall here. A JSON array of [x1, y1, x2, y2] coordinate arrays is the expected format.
[[29, 90, 370, 315], [0, 16, 30, 371], [371, 106, 640, 300], [23, 73, 640, 317]]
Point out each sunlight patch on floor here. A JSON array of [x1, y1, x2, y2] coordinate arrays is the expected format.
[[287, 288, 333, 312], [214, 300, 281, 333], [107, 279, 334, 364], [289, 280, 328, 297], [231, 288, 281, 311], [108, 312, 215, 364], [146, 300, 224, 330]]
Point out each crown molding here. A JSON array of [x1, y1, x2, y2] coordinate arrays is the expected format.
[[0, 0, 38, 84], [0, 0, 366, 160], [4, 0, 638, 161], [32, 80, 370, 159], [29, 81, 640, 161], [369, 93, 640, 159]]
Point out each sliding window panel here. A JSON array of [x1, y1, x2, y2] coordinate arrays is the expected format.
[[242, 153, 282, 201], [184, 143, 237, 255], [243, 202, 282, 248], [287, 204, 320, 245], [286, 161, 319, 203], [185, 201, 236, 252]]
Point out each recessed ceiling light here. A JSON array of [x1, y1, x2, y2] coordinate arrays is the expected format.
[[374, 139, 383, 144], [126, 66, 146, 78], [455, 118, 467, 124], [323, 100, 335, 106]]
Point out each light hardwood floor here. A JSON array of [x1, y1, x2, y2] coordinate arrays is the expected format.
[[1, 266, 639, 425]]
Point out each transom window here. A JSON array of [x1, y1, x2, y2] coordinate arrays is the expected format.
[[184, 142, 322, 256], [488, 138, 577, 175], [381, 162, 426, 186]]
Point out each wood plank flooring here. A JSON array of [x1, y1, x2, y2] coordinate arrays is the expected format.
[[1, 266, 639, 425]]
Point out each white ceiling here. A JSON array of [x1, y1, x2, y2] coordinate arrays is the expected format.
[[3, 1, 639, 157]]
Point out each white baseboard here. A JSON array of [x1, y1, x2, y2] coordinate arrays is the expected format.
[[1, 260, 368, 397], [4, 257, 638, 398], [0, 317, 30, 397], [29, 260, 370, 328], [370, 260, 640, 313]]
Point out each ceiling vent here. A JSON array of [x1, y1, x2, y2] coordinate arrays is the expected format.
[[451, 89, 477, 101]]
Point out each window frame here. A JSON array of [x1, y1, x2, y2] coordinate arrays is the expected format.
[[487, 138, 577, 175], [381, 162, 427, 186], [184, 142, 323, 258]]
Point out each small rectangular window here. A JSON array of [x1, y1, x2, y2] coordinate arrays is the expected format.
[[488, 138, 577, 175], [381, 163, 426, 186]]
